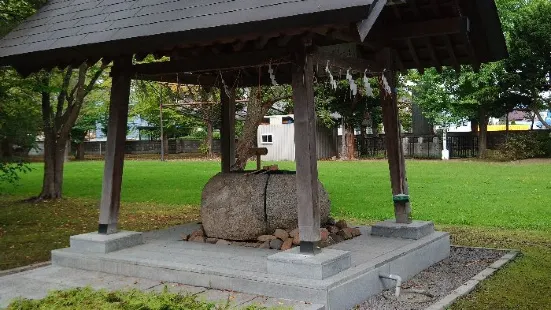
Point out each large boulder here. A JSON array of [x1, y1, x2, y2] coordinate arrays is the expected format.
[[201, 171, 331, 241]]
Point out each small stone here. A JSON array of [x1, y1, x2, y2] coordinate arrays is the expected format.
[[190, 236, 205, 243], [289, 228, 300, 238], [258, 235, 277, 242], [269, 239, 284, 250], [335, 220, 348, 229], [327, 225, 340, 234], [216, 239, 232, 246], [330, 233, 344, 243], [349, 227, 362, 237], [281, 238, 294, 251], [292, 233, 301, 245], [326, 236, 336, 245], [326, 216, 337, 226], [274, 229, 289, 241], [259, 241, 271, 249], [337, 229, 353, 240], [190, 229, 204, 240], [320, 228, 329, 241], [243, 243, 258, 248], [206, 238, 218, 244], [181, 233, 190, 241]]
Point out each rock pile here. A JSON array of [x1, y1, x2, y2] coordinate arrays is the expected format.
[[182, 219, 362, 251]]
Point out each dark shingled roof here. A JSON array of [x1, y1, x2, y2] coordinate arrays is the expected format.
[[0, 0, 373, 67]]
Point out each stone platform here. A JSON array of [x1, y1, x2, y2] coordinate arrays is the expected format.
[[52, 224, 450, 310]]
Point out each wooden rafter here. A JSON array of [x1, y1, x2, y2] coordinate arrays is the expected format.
[[406, 38, 424, 74], [443, 35, 461, 72], [426, 37, 442, 73]]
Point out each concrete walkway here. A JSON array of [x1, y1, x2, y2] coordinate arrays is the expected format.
[[0, 265, 323, 309]]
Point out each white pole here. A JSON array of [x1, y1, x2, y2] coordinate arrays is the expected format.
[[442, 128, 450, 160]]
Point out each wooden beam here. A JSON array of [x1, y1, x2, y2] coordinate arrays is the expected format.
[[378, 48, 412, 224], [357, 0, 388, 42], [426, 37, 442, 73], [313, 51, 376, 73], [406, 39, 424, 74], [444, 35, 461, 72], [98, 56, 132, 235], [292, 45, 321, 254], [369, 17, 470, 42], [133, 48, 292, 75], [221, 89, 236, 173]]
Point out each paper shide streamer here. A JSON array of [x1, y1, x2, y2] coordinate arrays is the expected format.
[[346, 68, 358, 96], [363, 70, 374, 97], [381, 70, 392, 96], [219, 71, 231, 98], [268, 64, 278, 86], [325, 61, 337, 90]]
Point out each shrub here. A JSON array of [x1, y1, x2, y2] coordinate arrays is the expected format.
[[7, 287, 224, 310], [491, 132, 551, 161]]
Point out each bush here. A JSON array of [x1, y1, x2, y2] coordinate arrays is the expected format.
[[490, 132, 551, 161], [7, 287, 268, 310]]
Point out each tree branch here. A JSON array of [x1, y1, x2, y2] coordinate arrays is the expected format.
[[56, 66, 73, 124]]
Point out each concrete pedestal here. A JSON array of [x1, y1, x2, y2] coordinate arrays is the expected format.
[[267, 248, 351, 280], [70, 231, 143, 254], [371, 220, 435, 240]]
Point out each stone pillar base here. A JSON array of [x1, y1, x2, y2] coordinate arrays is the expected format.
[[371, 220, 434, 240], [267, 248, 351, 280], [69, 231, 143, 254]]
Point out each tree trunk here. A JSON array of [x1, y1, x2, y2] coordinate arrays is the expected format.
[[471, 118, 479, 134], [531, 112, 536, 130], [233, 90, 271, 171], [340, 117, 348, 160], [162, 132, 169, 156], [344, 123, 356, 160], [1, 139, 13, 158], [505, 111, 510, 142], [205, 121, 214, 158], [478, 107, 489, 157], [75, 142, 85, 160]]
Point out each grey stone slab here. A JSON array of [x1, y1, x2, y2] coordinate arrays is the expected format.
[[371, 220, 435, 240], [197, 289, 257, 306], [0, 275, 73, 308], [245, 296, 325, 310], [148, 283, 207, 295], [21, 266, 160, 291], [471, 267, 497, 281], [70, 231, 143, 253], [51, 226, 451, 310], [267, 248, 351, 280]]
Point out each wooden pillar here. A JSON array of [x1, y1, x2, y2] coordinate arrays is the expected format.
[[379, 49, 412, 224], [221, 89, 236, 173], [98, 56, 132, 234], [292, 44, 321, 254]]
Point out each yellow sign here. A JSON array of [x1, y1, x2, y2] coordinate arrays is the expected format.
[[486, 125, 530, 132]]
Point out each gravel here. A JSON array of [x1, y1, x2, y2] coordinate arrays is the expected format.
[[358, 246, 506, 310]]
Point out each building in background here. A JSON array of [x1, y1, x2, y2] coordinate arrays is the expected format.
[[257, 114, 337, 161]]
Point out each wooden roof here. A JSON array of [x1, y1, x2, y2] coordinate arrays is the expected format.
[[0, 0, 374, 71], [0, 0, 507, 78]]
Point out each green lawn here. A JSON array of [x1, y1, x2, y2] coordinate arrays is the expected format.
[[2, 159, 550, 230], [1, 159, 550, 309]]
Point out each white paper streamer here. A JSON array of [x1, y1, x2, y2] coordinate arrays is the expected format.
[[268, 64, 278, 86], [363, 70, 374, 97], [382, 71, 392, 96], [219, 71, 231, 98], [325, 61, 337, 90], [346, 69, 358, 96]]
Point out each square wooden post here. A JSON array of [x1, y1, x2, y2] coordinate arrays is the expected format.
[[221, 89, 236, 173], [292, 45, 321, 254], [98, 56, 132, 234], [379, 49, 412, 224]]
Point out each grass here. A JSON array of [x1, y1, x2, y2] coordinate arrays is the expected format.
[[2, 160, 550, 230], [1, 159, 550, 309], [7, 286, 273, 310]]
